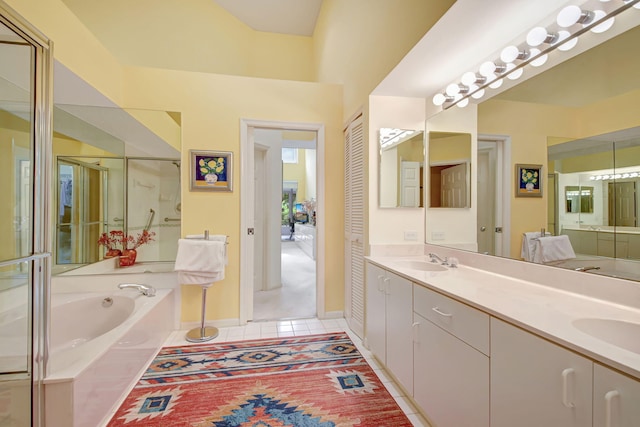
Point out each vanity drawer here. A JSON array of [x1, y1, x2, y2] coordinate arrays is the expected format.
[[414, 284, 489, 355]]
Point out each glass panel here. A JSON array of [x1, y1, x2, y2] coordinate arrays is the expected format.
[[0, 26, 34, 262], [0, 262, 30, 374], [126, 158, 181, 262]]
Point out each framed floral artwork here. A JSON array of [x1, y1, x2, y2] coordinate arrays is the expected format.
[[190, 150, 233, 192], [516, 163, 542, 197]]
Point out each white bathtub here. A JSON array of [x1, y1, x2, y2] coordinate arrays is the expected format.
[[44, 288, 174, 427]]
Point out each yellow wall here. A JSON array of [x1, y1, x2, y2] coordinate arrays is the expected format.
[[313, 0, 455, 119], [121, 66, 344, 321], [57, 0, 314, 81], [283, 149, 307, 202]]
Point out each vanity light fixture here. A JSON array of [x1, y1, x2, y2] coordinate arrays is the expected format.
[[432, 0, 640, 109], [379, 128, 420, 150], [590, 172, 640, 180]]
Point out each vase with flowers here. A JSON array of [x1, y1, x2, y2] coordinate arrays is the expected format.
[[97, 229, 155, 267]]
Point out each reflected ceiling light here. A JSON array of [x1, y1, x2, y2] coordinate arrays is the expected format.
[[457, 97, 469, 108], [529, 48, 548, 67], [469, 85, 485, 99], [505, 63, 524, 80], [500, 45, 530, 63], [623, 0, 640, 9], [489, 78, 503, 89], [526, 27, 559, 47], [479, 61, 506, 77], [557, 30, 579, 51], [557, 5, 595, 27], [590, 10, 615, 33]]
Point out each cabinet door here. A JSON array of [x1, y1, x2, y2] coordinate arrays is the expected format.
[[491, 318, 592, 427], [594, 363, 640, 427], [414, 313, 489, 427], [385, 271, 413, 393], [365, 262, 387, 363]]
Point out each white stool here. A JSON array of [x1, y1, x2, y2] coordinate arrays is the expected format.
[[185, 284, 218, 342]]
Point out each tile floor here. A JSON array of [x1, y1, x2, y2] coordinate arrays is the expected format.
[[104, 318, 430, 426]]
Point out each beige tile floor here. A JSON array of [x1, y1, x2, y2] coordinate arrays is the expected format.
[[104, 318, 430, 426]]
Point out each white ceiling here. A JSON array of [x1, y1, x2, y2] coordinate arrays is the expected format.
[[212, 0, 323, 36]]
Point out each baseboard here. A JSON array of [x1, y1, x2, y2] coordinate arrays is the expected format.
[[320, 310, 344, 320]]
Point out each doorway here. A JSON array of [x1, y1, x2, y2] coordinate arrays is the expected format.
[[477, 135, 511, 256], [240, 119, 325, 324]]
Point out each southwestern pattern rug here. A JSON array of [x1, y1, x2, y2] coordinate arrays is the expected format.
[[106, 332, 413, 427]]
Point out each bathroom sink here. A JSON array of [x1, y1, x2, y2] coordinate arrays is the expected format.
[[393, 260, 448, 272], [572, 318, 640, 354]]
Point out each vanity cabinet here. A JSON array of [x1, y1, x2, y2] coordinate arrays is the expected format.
[[413, 285, 490, 427], [593, 363, 640, 427], [365, 262, 414, 393], [491, 318, 593, 427]]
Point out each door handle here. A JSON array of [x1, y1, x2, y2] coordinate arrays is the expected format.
[[480, 226, 486, 232]]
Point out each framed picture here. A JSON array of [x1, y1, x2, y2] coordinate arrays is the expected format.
[[190, 150, 233, 192], [516, 163, 542, 197]]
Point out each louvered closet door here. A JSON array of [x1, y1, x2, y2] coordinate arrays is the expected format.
[[344, 115, 365, 338]]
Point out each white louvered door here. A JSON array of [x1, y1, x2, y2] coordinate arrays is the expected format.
[[344, 115, 365, 338]]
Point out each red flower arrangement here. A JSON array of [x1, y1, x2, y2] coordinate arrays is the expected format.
[[98, 230, 155, 265]]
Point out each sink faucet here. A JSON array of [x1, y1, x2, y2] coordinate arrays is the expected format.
[[574, 266, 601, 272], [118, 283, 156, 297], [428, 253, 448, 266]]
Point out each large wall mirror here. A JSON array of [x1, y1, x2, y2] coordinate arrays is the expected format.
[[426, 8, 640, 281], [51, 104, 181, 275], [378, 128, 424, 208]]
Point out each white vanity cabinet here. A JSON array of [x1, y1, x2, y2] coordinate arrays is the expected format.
[[593, 363, 640, 427], [413, 284, 490, 427], [364, 262, 414, 393], [490, 318, 593, 427]]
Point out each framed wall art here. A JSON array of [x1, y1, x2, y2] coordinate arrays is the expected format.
[[190, 150, 233, 192], [516, 163, 542, 198]]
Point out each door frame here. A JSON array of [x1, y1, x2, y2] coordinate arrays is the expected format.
[[478, 134, 511, 257], [240, 119, 325, 324]]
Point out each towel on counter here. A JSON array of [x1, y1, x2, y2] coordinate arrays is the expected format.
[[174, 239, 226, 286], [521, 231, 550, 262], [533, 235, 576, 263]]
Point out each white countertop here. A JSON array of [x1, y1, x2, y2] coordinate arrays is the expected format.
[[366, 254, 640, 380]]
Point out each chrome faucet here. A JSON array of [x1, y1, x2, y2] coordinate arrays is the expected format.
[[574, 266, 601, 272], [429, 253, 448, 265], [118, 283, 156, 297]]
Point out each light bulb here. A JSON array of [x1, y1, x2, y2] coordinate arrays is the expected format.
[[433, 93, 447, 106], [526, 27, 557, 47], [557, 30, 578, 51], [489, 78, 503, 89], [557, 5, 594, 27], [590, 10, 614, 33], [479, 61, 497, 77], [529, 48, 548, 67], [457, 98, 469, 108], [624, 0, 640, 8], [506, 63, 524, 80], [501, 46, 519, 63], [461, 71, 484, 86], [446, 83, 461, 96]]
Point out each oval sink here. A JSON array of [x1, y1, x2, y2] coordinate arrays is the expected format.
[[572, 318, 640, 354], [393, 260, 447, 272]]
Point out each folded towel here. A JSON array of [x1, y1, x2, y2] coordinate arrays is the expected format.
[[175, 239, 226, 285], [521, 231, 550, 262], [534, 235, 576, 263], [185, 234, 228, 264]]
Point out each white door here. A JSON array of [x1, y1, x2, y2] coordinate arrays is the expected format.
[[344, 114, 365, 338], [441, 163, 468, 208], [254, 146, 267, 292], [400, 161, 420, 207]]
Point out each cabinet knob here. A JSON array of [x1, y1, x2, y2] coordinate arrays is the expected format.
[[561, 368, 575, 408]]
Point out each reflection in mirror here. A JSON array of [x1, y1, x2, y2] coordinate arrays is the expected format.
[[50, 104, 181, 275], [428, 132, 471, 208], [565, 186, 594, 214], [428, 9, 640, 281], [378, 128, 424, 208]]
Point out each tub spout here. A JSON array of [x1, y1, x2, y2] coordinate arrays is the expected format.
[[118, 283, 156, 297]]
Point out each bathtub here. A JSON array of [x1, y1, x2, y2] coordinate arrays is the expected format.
[[44, 288, 174, 427]]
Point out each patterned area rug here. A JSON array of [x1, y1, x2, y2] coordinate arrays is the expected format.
[[107, 332, 413, 426]]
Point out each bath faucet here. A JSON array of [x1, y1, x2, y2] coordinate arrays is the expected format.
[[429, 253, 448, 265], [574, 266, 601, 272], [118, 283, 156, 297]]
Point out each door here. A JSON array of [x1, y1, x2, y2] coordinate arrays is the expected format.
[[609, 181, 636, 227], [477, 148, 495, 254], [441, 163, 468, 207], [400, 161, 420, 207]]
